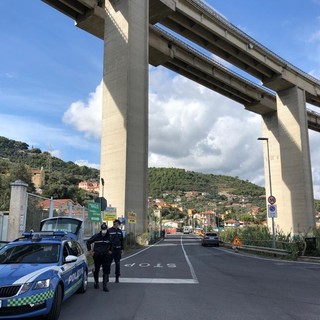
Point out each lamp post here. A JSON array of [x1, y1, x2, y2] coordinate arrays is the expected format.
[[258, 137, 275, 248], [100, 178, 105, 226], [101, 178, 105, 198]]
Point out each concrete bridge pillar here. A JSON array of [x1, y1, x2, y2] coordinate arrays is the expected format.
[[262, 86, 315, 235], [100, 0, 149, 234], [8, 180, 28, 241]]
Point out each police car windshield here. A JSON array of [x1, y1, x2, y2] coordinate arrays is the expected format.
[[0, 244, 60, 264]]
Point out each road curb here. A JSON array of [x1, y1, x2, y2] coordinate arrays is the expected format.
[[297, 256, 320, 263]]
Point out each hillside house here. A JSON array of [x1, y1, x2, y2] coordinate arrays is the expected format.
[[224, 219, 240, 228], [78, 181, 99, 194], [39, 199, 83, 217], [31, 167, 45, 189]]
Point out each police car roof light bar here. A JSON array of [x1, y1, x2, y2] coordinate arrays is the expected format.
[[20, 231, 68, 239]]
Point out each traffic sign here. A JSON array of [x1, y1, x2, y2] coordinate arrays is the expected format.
[[268, 195, 276, 205], [127, 212, 137, 224], [88, 202, 102, 222], [103, 207, 117, 221], [232, 236, 243, 247], [268, 204, 277, 218], [95, 197, 107, 211], [103, 212, 117, 221]]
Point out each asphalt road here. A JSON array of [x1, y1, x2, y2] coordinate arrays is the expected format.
[[59, 233, 320, 320]]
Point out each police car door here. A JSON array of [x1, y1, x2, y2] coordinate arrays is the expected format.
[[61, 241, 79, 298]]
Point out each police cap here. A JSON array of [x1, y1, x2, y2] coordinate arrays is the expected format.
[[101, 223, 108, 230]]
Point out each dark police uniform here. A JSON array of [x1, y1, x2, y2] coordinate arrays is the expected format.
[[86, 223, 112, 291], [108, 219, 124, 283]]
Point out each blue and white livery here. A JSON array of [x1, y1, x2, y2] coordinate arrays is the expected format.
[[0, 229, 88, 320]]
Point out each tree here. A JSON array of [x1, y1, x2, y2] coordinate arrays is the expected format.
[[0, 163, 35, 211]]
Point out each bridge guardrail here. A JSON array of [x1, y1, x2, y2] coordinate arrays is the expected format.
[[222, 242, 291, 257]]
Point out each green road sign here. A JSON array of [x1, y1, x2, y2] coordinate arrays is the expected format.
[[88, 202, 102, 222]]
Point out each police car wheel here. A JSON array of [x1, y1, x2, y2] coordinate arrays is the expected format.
[[46, 284, 62, 320], [77, 270, 88, 294]]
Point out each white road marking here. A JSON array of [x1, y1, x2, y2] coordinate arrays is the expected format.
[[180, 237, 198, 283], [164, 238, 200, 242], [153, 243, 178, 246], [88, 277, 198, 284], [101, 237, 200, 285]]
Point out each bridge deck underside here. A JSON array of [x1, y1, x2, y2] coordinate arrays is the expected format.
[[42, 0, 320, 131]]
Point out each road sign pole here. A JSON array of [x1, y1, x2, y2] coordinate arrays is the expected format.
[[259, 137, 275, 248], [271, 216, 275, 248], [268, 204, 277, 249]]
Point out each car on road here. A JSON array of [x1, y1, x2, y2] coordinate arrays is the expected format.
[[201, 232, 220, 247], [183, 226, 193, 234], [0, 230, 88, 320]]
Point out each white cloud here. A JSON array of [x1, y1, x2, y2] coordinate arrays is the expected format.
[[61, 67, 266, 186], [0, 113, 99, 165], [62, 67, 320, 199], [148, 67, 264, 184], [50, 149, 62, 159], [62, 82, 102, 139], [4, 65, 320, 198], [0, 114, 64, 151], [308, 30, 320, 43], [75, 160, 100, 170], [5, 72, 15, 79]]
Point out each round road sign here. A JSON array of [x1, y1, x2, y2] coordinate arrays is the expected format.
[[268, 195, 276, 205]]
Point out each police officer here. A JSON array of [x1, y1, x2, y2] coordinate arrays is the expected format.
[[86, 223, 112, 292], [108, 219, 124, 283]]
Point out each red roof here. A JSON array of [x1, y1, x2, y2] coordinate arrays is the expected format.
[[39, 199, 76, 209]]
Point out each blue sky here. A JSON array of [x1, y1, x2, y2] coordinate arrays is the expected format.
[[1, 0, 320, 197]]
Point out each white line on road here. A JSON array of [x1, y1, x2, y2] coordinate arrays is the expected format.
[[152, 243, 178, 246], [164, 239, 200, 242], [88, 277, 198, 284], [151, 243, 199, 246], [180, 237, 198, 283]]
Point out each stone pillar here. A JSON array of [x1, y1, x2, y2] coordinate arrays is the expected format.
[[100, 0, 149, 234], [262, 112, 285, 234], [8, 180, 28, 241], [262, 86, 315, 235]]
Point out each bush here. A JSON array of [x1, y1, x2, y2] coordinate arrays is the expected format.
[[219, 225, 303, 259]]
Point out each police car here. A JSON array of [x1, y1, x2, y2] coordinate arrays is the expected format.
[[0, 230, 88, 320]]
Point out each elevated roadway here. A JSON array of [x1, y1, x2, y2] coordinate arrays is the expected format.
[[42, 0, 319, 235], [42, 0, 320, 131]]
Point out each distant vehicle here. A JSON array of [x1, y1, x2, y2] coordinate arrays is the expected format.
[[201, 232, 220, 247], [194, 228, 203, 236], [0, 229, 88, 320], [183, 226, 192, 234]]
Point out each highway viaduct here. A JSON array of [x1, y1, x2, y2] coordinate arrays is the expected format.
[[42, 0, 320, 235]]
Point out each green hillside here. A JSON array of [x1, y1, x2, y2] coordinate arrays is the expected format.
[[0, 136, 99, 210], [148, 167, 264, 197], [0, 136, 265, 212]]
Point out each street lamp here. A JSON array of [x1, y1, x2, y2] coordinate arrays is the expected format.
[[258, 137, 275, 248], [101, 178, 105, 198]]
